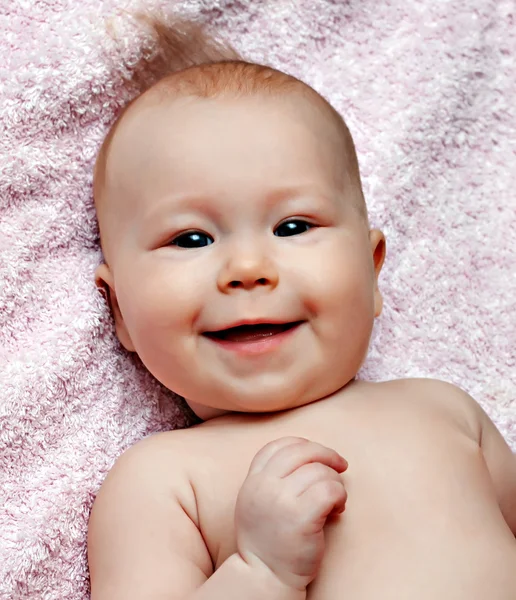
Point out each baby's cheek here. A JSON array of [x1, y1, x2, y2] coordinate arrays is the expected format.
[[128, 270, 201, 338], [320, 265, 375, 343], [321, 256, 371, 308]]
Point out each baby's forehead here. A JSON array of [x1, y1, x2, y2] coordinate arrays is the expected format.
[[108, 89, 349, 179], [121, 88, 327, 136]]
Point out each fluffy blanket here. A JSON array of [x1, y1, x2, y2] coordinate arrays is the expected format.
[[1, 0, 514, 597]]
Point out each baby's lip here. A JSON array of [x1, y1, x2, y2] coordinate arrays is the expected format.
[[203, 319, 304, 341]]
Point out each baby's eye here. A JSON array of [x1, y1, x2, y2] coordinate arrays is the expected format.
[[170, 231, 214, 248], [274, 219, 314, 237]]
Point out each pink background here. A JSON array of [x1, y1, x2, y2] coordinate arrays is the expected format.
[[0, 1, 515, 597]]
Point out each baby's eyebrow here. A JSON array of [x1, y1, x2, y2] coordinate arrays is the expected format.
[[138, 186, 338, 231], [140, 194, 220, 224], [261, 185, 319, 206], [264, 185, 338, 208]]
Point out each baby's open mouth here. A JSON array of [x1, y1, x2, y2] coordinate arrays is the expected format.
[[203, 322, 303, 343]]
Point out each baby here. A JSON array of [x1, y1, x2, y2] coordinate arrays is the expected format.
[[87, 18, 516, 600]]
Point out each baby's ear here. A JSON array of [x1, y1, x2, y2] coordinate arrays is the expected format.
[[94, 263, 136, 352], [369, 229, 386, 317]]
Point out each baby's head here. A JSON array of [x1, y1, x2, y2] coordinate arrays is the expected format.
[[94, 58, 385, 419]]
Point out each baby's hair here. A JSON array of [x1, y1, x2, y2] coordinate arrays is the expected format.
[[94, 11, 366, 255], [94, 11, 240, 208]]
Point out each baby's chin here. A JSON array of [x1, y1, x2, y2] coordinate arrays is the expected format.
[[184, 388, 331, 421], [179, 365, 359, 420]]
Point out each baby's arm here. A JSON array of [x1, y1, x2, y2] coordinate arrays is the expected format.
[[88, 435, 296, 600], [437, 381, 516, 534], [88, 434, 347, 600], [475, 402, 516, 534], [88, 434, 211, 600]]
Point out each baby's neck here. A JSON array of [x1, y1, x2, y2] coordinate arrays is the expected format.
[[186, 400, 229, 421], [185, 379, 359, 421]]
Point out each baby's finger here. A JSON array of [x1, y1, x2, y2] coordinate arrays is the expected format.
[[263, 440, 348, 479], [285, 462, 345, 497], [248, 437, 308, 474], [298, 479, 347, 526]]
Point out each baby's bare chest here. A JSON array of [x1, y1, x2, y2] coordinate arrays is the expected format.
[[189, 404, 516, 598], [192, 397, 492, 568], [178, 383, 516, 597]]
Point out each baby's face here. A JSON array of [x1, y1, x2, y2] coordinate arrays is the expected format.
[[97, 93, 384, 417]]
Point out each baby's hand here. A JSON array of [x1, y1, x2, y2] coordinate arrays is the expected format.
[[235, 437, 348, 592]]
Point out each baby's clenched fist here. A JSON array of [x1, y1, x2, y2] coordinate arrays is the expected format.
[[235, 437, 348, 592]]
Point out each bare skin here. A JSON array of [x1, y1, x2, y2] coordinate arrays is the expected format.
[[88, 77, 516, 599], [88, 378, 516, 600]]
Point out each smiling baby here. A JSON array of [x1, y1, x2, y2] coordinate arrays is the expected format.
[[87, 19, 516, 600]]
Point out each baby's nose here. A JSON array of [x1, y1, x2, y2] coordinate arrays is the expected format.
[[217, 254, 279, 293]]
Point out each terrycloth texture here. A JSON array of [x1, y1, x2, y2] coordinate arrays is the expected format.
[[1, 0, 515, 597]]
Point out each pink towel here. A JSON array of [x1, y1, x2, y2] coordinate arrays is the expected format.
[[1, 0, 514, 597]]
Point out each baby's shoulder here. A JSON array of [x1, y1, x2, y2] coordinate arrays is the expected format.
[[365, 377, 482, 441], [88, 429, 222, 594], [100, 429, 200, 500]]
